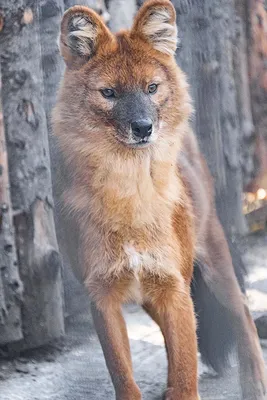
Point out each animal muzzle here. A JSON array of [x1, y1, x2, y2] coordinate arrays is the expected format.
[[131, 119, 153, 140], [112, 92, 157, 145]]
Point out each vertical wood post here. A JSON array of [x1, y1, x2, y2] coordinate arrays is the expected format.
[[0, 0, 64, 349], [0, 65, 23, 345], [173, 0, 247, 236]]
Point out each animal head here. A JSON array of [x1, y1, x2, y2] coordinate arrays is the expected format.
[[56, 0, 192, 154]]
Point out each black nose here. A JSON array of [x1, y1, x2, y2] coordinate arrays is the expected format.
[[131, 119, 153, 139]]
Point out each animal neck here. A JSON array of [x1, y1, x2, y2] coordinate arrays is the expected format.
[[78, 136, 181, 228], [64, 125, 185, 229], [90, 137, 179, 196]]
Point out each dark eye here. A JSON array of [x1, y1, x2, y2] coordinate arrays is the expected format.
[[100, 88, 115, 99], [148, 83, 158, 94]]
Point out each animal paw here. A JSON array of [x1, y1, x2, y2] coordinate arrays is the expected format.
[[164, 387, 200, 400]]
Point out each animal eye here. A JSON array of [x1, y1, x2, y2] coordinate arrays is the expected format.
[[100, 88, 115, 99], [148, 83, 158, 94]]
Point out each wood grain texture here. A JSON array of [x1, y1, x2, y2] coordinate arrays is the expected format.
[[0, 0, 64, 350], [0, 65, 23, 345], [173, 0, 246, 236]]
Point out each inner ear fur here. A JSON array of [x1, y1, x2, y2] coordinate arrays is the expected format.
[[60, 5, 113, 69], [131, 0, 178, 56]]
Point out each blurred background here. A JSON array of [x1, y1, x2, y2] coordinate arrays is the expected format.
[[0, 1, 267, 399]]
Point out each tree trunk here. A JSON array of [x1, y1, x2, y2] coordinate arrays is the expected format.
[[173, 0, 246, 236], [107, 0, 136, 31], [245, 0, 267, 192], [0, 0, 64, 350], [234, 0, 255, 190], [0, 65, 23, 345], [40, 0, 65, 127]]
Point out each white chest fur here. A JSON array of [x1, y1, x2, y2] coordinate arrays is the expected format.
[[124, 244, 154, 271], [123, 244, 155, 303]]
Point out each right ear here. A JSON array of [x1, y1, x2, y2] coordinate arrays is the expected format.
[[60, 6, 113, 69]]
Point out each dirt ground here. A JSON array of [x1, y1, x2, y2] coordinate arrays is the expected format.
[[0, 232, 267, 400]]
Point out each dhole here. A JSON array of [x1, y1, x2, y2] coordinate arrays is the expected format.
[[53, 0, 267, 399]]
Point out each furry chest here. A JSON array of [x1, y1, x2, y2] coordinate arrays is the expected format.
[[123, 244, 154, 303], [123, 244, 155, 271], [122, 242, 180, 303], [122, 241, 178, 275]]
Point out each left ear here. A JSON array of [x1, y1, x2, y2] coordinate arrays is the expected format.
[[131, 0, 178, 56]]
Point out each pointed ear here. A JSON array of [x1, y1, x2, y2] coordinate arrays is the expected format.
[[60, 6, 113, 69], [131, 0, 178, 56]]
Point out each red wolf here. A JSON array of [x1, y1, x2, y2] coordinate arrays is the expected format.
[[53, 1, 267, 398]]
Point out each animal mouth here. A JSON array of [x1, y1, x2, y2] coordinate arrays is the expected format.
[[128, 138, 152, 148], [114, 129, 154, 149], [116, 135, 152, 149], [135, 136, 151, 145]]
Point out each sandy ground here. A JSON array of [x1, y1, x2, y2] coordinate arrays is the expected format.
[[0, 232, 267, 400]]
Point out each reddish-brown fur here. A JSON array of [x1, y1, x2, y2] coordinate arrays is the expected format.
[[53, 1, 267, 399]]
